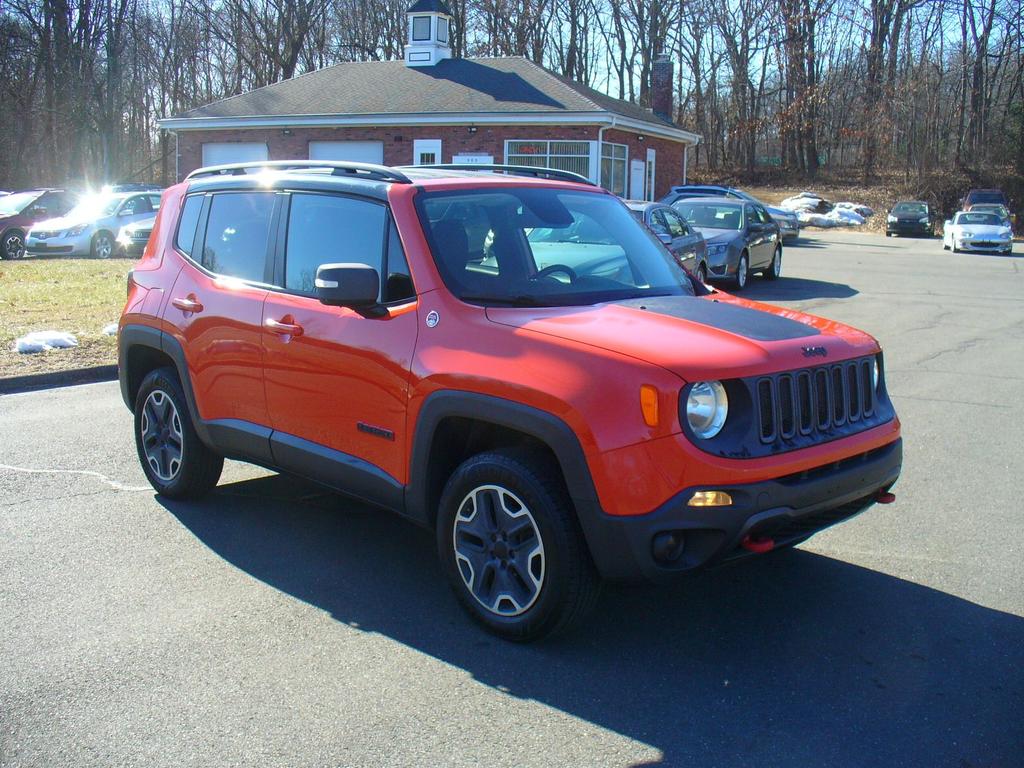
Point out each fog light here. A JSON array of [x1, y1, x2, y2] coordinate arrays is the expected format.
[[687, 490, 733, 507], [652, 531, 686, 563]]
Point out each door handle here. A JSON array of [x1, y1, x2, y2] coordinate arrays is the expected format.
[[171, 295, 204, 313], [264, 317, 304, 337]]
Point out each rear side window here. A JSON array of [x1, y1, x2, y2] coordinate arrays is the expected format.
[[284, 193, 386, 294], [201, 192, 275, 282], [385, 222, 415, 302], [663, 209, 687, 237], [175, 196, 204, 256]]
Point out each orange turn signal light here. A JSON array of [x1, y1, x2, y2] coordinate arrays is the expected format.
[[640, 385, 659, 427], [687, 490, 733, 507]]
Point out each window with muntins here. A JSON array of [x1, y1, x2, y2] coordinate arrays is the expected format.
[[506, 140, 590, 178], [600, 143, 628, 197]]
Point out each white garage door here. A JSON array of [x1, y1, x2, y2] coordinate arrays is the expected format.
[[309, 141, 384, 163], [201, 142, 269, 167]]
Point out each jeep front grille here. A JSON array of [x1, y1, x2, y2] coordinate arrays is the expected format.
[[756, 357, 876, 444]]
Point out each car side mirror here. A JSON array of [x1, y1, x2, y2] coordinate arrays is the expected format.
[[657, 233, 673, 245], [315, 263, 380, 309]]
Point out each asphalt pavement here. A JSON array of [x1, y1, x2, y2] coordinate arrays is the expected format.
[[2, 230, 1022, 767]]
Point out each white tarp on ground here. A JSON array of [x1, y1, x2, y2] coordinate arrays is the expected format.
[[781, 192, 873, 227], [102, 323, 118, 336], [14, 331, 78, 354]]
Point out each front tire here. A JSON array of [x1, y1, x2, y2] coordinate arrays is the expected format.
[[696, 263, 708, 284], [437, 450, 600, 641], [91, 231, 115, 259], [733, 252, 749, 290], [2, 229, 25, 259], [763, 245, 782, 280], [134, 367, 223, 499]]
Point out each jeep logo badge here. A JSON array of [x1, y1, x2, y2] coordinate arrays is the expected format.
[[801, 346, 828, 358]]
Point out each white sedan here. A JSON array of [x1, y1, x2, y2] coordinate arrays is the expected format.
[[943, 211, 1013, 254]]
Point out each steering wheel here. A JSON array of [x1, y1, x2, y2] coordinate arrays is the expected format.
[[532, 264, 578, 283]]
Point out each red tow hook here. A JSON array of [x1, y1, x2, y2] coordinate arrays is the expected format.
[[876, 491, 896, 504], [741, 535, 775, 554]]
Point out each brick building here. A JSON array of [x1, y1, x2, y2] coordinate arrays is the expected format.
[[158, 0, 700, 200]]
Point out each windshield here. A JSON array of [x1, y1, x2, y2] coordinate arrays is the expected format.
[[673, 201, 744, 231], [893, 202, 927, 215], [955, 212, 1002, 226], [968, 191, 1004, 204], [417, 188, 694, 306], [0, 191, 41, 216], [65, 193, 123, 220]]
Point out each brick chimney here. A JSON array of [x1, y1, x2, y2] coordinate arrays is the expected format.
[[652, 53, 673, 122]]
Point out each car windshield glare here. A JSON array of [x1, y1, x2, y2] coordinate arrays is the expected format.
[[66, 194, 122, 220], [893, 203, 927, 215], [956, 212, 1002, 226], [674, 202, 743, 231], [417, 188, 694, 306], [0, 191, 41, 215]]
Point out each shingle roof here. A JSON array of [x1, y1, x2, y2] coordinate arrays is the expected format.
[[408, 0, 452, 12], [173, 57, 678, 132]]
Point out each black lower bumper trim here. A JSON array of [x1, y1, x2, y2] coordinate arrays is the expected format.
[[577, 438, 902, 583]]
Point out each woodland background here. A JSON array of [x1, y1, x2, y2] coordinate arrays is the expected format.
[[1, 0, 1021, 195]]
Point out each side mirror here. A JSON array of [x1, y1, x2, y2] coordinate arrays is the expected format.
[[315, 263, 380, 308], [657, 232, 673, 245]]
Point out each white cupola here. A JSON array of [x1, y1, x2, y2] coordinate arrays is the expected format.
[[404, 0, 453, 67]]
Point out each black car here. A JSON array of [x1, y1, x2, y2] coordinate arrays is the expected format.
[[624, 200, 709, 282], [672, 197, 782, 290], [886, 201, 932, 237]]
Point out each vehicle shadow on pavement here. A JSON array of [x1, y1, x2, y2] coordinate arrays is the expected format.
[[734, 277, 858, 302], [160, 474, 1024, 767]]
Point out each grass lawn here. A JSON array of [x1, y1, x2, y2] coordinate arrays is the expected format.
[[0, 257, 130, 378]]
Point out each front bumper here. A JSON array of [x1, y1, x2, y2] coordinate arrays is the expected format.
[[887, 221, 931, 236], [955, 240, 1012, 253], [578, 438, 902, 583], [26, 232, 91, 256]]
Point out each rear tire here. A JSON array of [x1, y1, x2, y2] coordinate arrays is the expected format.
[[436, 449, 600, 642], [134, 367, 223, 499], [1, 229, 25, 260]]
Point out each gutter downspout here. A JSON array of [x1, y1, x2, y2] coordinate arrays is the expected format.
[[597, 116, 617, 188], [683, 141, 688, 184]]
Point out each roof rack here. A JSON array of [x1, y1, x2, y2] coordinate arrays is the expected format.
[[408, 164, 596, 186], [185, 160, 412, 184]]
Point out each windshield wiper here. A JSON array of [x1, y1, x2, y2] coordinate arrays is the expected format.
[[460, 294, 550, 307]]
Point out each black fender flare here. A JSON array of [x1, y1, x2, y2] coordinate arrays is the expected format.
[[404, 391, 636, 578], [118, 324, 212, 446]]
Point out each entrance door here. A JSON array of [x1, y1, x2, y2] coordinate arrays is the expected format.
[[629, 159, 646, 200], [413, 139, 442, 165]]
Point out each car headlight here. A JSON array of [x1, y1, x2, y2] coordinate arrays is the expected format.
[[685, 381, 728, 439], [66, 224, 88, 236], [918, 217, 929, 224], [887, 215, 897, 223], [706, 244, 728, 258], [1000, 230, 1011, 239]]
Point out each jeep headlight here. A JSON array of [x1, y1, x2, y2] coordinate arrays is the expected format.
[[685, 381, 728, 439]]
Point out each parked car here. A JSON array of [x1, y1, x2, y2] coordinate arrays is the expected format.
[[671, 197, 782, 289], [942, 211, 1013, 254], [0, 188, 79, 259], [886, 200, 933, 237], [106, 183, 164, 193], [965, 203, 1012, 227], [26, 190, 162, 258], [661, 184, 801, 241], [962, 189, 1015, 229], [119, 160, 901, 641], [117, 215, 156, 257], [624, 200, 709, 281]]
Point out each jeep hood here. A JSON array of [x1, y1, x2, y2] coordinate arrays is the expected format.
[[486, 293, 878, 381]]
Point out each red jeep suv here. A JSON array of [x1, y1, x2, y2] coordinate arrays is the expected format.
[[119, 161, 902, 640]]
